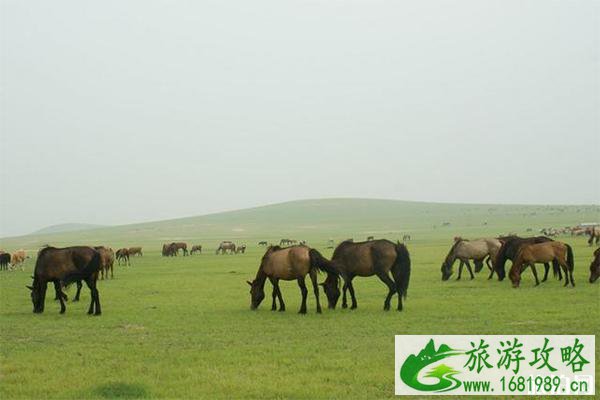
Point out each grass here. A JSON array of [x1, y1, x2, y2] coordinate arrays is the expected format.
[[0, 199, 599, 399]]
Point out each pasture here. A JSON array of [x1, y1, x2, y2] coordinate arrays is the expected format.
[[1, 199, 599, 399]]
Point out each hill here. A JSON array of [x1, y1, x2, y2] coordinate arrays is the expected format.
[[0, 198, 598, 250], [31, 223, 106, 235]]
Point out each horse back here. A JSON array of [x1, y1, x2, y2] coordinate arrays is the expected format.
[[333, 240, 396, 276], [262, 246, 310, 280], [35, 246, 96, 280]]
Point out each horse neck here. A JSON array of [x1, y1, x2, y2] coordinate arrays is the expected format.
[[253, 267, 267, 288]]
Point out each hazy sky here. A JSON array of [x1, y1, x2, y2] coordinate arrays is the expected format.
[[1, 1, 598, 236]]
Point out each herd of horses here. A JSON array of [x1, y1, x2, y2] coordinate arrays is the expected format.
[[0, 249, 28, 271], [5, 227, 598, 317]]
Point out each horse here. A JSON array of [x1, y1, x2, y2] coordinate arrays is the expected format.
[[495, 236, 562, 282], [367, 236, 374, 241], [589, 247, 600, 283], [509, 241, 575, 288], [170, 242, 188, 256], [440, 238, 501, 281], [128, 247, 143, 257], [321, 239, 411, 311], [258, 241, 268, 246], [162, 243, 176, 256], [236, 244, 246, 254], [402, 234, 411, 242], [190, 245, 202, 255], [216, 241, 236, 254], [0, 252, 10, 270], [27, 246, 102, 315], [116, 248, 130, 266], [94, 247, 115, 280], [247, 245, 336, 313], [10, 249, 28, 271], [587, 227, 600, 246]]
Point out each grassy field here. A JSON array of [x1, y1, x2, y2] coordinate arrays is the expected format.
[[0, 199, 599, 399]]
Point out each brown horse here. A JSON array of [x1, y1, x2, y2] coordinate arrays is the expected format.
[[216, 241, 236, 254], [170, 242, 188, 256], [236, 244, 246, 254], [588, 227, 600, 246], [589, 248, 600, 283], [509, 241, 575, 288], [441, 238, 501, 281], [321, 239, 411, 311], [128, 247, 143, 257], [190, 245, 202, 255], [27, 246, 102, 314], [247, 245, 336, 313], [116, 248, 130, 266], [94, 247, 115, 280]]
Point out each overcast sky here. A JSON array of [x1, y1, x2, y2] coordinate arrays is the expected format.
[[1, 0, 598, 236]]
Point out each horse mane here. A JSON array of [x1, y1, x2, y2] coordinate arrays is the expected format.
[[332, 240, 355, 259], [443, 239, 464, 265]]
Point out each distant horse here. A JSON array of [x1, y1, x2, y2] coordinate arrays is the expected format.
[[216, 241, 236, 254], [190, 245, 202, 255], [321, 239, 411, 311], [171, 242, 188, 256], [236, 244, 247, 254], [94, 246, 115, 280], [10, 249, 28, 271], [162, 243, 175, 257], [495, 236, 561, 282], [258, 241, 268, 246], [587, 227, 600, 246], [590, 248, 600, 283], [247, 245, 336, 313], [509, 241, 574, 288], [27, 246, 102, 315], [128, 247, 143, 257], [0, 252, 10, 270], [116, 248, 130, 266], [402, 234, 411, 242], [440, 238, 501, 281], [367, 236, 374, 241]]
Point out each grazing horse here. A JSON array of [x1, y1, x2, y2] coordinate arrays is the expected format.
[[216, 241, 236, 254], [190, 245, 202, 255], [171, 242, 188, 256], [495, 236, 561, 282], [116, 248, 130, 266], [402, 234, 411, 242], [0, 252, 10, 270], [27, 246, 102, 315], [367, 236, 374, 241], [258, 241, 268, 246], [162, 243, 176, 257], [587, 227, 600, 246], [440, 238, 501, 281], [321, 240, 411, 311], [509, 241, 574, 288], [94, 246, 115, 280], [10, 249, 28, 271], [128, 247, 143, 257], [589, 248, 600, 283], [247, 245, 336, 313], [236, 244, 247, 254]]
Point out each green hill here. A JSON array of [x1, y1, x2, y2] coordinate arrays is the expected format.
[[31, 223, 106, 235], [0, 198, 598, 250]]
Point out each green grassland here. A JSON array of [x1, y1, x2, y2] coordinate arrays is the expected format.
[[0, 199, 599, 399]]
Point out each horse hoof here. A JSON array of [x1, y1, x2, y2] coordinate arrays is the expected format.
[[317, 309, 322, 314], [60, 310, 65, 314], [94, 312, 102, 316], [278, 308, 285, 312], [298, 310, 307, 314], [342, 304, 348, 309], [350, 305, 357, 310]]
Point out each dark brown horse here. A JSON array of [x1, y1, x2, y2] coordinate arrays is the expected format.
[[94, 246, 115, 280], [590, 248, 600, 283], [321, 239, 411, 311], [495, 236, 561, 282], [247, 245, 336, 314], [116, 248, 130, 266], [509, 241, 574, 288], [190, 245, 202, 255], [27, 246, 102, 315], [171, 242, 188, 256]]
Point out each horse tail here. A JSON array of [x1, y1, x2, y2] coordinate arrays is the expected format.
[[565, 243, 574, 271], [62, 251, 101, 285], [309, 248, 337, 275], [394, 242, 411, 299]]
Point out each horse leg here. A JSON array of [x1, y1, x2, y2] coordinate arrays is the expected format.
[[74, 281, 82, 301], [347, 278, 358, 309], [457, 260, 464, 280], [309, 269, 322, 314], [341, 277, 349, 309], [297, 277, 308, 314], [541, 263, 550, 282], [465, 260, 474, 280], [530, 264, 540, 286], [268, 277, 278, 311], [273, 279, 285, 311], [53, 280, 66, 314], [486, 257, 494, 279], [84, 277, 101, 315], [376, 271, 396, 311]]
